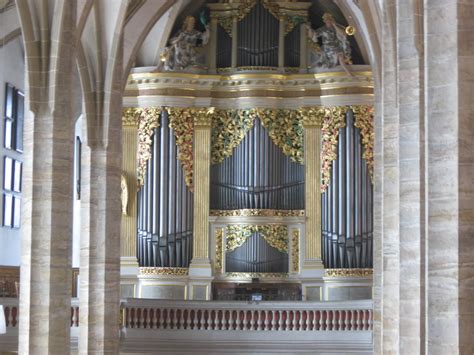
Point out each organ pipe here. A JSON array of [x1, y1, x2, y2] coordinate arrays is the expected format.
[[137, 111, 194, 268], [321, 109, 373, 268], [210, 118, 304, 210]]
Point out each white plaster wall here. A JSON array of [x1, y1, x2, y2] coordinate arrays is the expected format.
[[0, 35, 25, 266]]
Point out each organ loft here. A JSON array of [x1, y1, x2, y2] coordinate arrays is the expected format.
[[121, 0, 374, 301]]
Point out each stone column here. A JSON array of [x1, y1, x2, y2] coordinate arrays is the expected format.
[[17, 1, 76, 353], [188, 108, 214, 299], [278, 17, 286, 70], [231, 16, 238, 68], [120, 110, 140, 295], [299, 23, 307, 70], [300, 108, 324, 273], [208, 15, 218, 73]]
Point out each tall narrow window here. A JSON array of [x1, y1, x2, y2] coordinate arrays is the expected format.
[[74, 137, 81, 200], [2, 83, 24, 228]]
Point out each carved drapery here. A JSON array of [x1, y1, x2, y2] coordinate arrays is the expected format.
[[129, 105, 374, 192], [136, 107, 162, 186], [211, 109, 257, 164], [352, 105, 374, 182], [167, 107, 195, 192], [225, 224, 288, 253], [256, 108, 304, 164]]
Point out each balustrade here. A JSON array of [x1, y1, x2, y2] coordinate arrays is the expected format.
[[121, 299, 372, 332]]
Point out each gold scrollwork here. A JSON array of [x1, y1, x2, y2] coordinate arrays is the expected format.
[[225, 224, 288, 253], [215, 228, 224, 274], [320, 106, 347, 191], [324, 268, 373, 278], [291, 229, 299, 273], [139, 267, 189, 276], [352, 105, 374, 182], [137, 107, 162, 186], [210, 209, 305, 217], [217, 0, 257, 37]]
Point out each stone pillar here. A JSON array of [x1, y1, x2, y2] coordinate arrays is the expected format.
[[79, 56, 123, 355], [17, 1, 76, 353], [208, 15, 218, 73], [120, 111, 140, 295], [300, 108, 324, 273], [231, 16, 238, 68], [278, 17, 286, 70], [299, 23, 307, 70], [188, 108, 214, 299]]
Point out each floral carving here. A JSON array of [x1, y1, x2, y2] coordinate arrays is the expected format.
[[256, 109, 304, 164], [211, 109, 257, 165], [167, 107, 195, 192], [137, 107, 161, 186], [352, 105, 374, 182], [225, 224, 288, 253], [320, 106, 347, 191]]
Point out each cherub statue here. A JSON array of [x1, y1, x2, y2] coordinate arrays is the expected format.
[[305, 13, 352, 75], [161, 16, 210, 71]]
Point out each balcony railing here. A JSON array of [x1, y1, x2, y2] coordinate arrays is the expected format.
[[1, 297, 373, 353]]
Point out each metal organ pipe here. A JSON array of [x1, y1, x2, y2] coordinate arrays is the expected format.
[[321, 109, 374, 269], [136, 111, 194, 268]]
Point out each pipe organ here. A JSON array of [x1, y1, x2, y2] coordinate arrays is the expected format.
[[121, 0, 374, 301]]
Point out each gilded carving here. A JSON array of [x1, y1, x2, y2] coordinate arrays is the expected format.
[[139, 267, 189, 276], [122, 107, 141, 127], [300, 107, 325, 128], [167, 107, 195, 191], [256, 108, 304, 164], [225, 272, 288, 279], [211, 109, 257, 164], [352, 105, 374, 182], [320, 106, 347, 191], [291, 229, 299, 273], [210, 209, 305, 217], [225, 224, 288, 253], [121, 174, 129, 216], [137, 107, 162, 186], [215, 228, 224, 274], [324, 268, 373, 278]]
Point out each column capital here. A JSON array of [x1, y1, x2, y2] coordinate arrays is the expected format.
[[122, 107, 141, 127], [299, 107, 324, 128], [193, 107, 215, 127]]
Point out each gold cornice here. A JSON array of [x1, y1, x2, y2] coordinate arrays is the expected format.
[[324, 268, 373, 278], [124, 87, 373, 99], [210, 209, 305, 217], [127, 71, 373, 82], [139, 267, 189, 276]]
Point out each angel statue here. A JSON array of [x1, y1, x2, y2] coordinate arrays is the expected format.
[[305, 13, 353, 75], [161, 15, 210, 71]]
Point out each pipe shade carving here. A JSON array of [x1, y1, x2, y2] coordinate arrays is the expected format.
[[225, 224, 288, 253]]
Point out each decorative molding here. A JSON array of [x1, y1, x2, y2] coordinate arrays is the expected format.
[[224, 272, 288, 279], [139, 267, 189, 276], [324, 268, 373, 278], [210, 209, 305, 217], [215, 228, 224, 274], [291, 229, 300, 273]]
